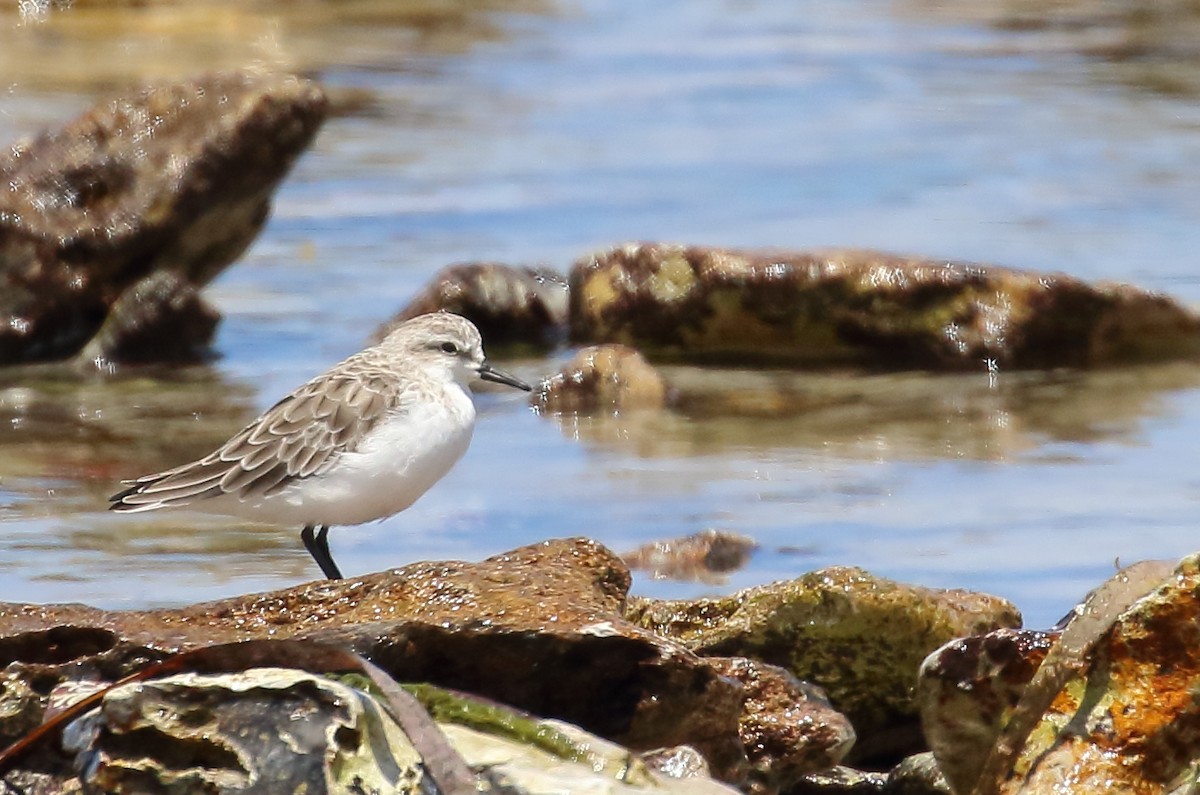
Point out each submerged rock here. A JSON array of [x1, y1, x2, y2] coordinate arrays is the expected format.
[[377, 262, 570, 349], [0, 70, 327, 366], [622, 529, 759, 584], [568, 243, 1200, 370], [627, 567, 1022, 766], [0, 539, 857, 790], [532, 344, 670, 413]]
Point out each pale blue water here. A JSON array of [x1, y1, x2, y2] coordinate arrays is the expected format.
[[3, 0, 1200, 629]]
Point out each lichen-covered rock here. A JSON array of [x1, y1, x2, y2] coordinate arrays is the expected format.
[[0, 70, 327, 366], [532, 344, 669, 413], [568, 243, 1200, 370], [937, 557, 1199, 795], [0, 539, 854, 789], [626, 567, 1021, 765], [376, 262, 569, 349]]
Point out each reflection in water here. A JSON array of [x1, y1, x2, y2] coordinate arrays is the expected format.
[[546, 362, 1200, 462], [897, 0, 1200, 96], [0, 365, 257, 517]]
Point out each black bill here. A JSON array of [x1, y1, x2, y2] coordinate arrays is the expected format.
[[478, 362, 532, 391]]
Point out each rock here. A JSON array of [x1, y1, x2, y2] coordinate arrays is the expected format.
[[532, 344, 670, 413], [0, 70, 328, 366], [790, 766, 889, 794], [568, 243, 1200, 371], [376, 262, 569, 349], [884, 752, 952, 795], [626, 567, 1021, 766], [622, 529, 759, 584], [916, 627, 1057, 795], [641, 745, 714, 780], [74, 270, 220, 369], [700, 657, 855, 795], [918, 558, 1185, 795], [47, 670, 741, 795], [0, 538, 854, 789]]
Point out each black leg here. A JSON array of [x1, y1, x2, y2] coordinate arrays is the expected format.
[[300, 524, 343, 580]]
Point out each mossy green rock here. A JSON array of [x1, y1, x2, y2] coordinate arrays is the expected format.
[[569, 243, 1200, 370], [626, 567, 1021, 762]]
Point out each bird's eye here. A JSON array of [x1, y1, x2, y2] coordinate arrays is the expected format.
[[440, 341, 459, 355]]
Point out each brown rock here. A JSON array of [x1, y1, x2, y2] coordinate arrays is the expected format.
[[0, 70, 328, 366], [74, 270, 220, 368], [532, 344, 669, 413], [627, 567, 1021, 766], [622, 529, 758, 584], [568, 243, 1200, 370], [376, 262, 569, 349], [700, 657, 855, 795], [0, 539, 810, 786]]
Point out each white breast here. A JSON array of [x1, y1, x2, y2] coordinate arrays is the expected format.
[[230, 383, 477, 527]]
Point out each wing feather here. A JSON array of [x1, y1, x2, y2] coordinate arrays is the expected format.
[[109, 362, 403, 512]]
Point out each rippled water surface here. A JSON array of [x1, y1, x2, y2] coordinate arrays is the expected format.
[[4, 0, 1200, 628]]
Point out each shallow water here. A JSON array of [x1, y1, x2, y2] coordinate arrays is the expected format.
[[4, 0, 1200, 628]]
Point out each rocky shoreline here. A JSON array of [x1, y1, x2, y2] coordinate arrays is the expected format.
[[0, 539, 1195, 794], [4, 70, 1200, 794]]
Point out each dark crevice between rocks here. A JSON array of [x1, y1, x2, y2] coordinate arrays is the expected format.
[[0, 627, 117, 668]]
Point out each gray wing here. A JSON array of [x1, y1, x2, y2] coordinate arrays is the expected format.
[[110, 366, 401, 512]]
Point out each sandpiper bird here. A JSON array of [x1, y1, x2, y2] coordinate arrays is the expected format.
[[109, 312, 531, 580]]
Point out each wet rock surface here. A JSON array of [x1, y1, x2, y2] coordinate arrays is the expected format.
[[568, 243, 1200, 370], [376, 262, 570, 349], [0, 538, 863, 790], [533, 343, 670, 414], [917, 558, 1193, 795], [700, 656, 855, 795], [19, 669, 743, 795], [626, 567, 1022, 766], [0, 70, 327, 366], [917, 627, 1057, 794], [790, 766, 889, 794]]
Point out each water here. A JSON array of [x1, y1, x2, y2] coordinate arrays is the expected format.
[[3, 0, 1200, 629]]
